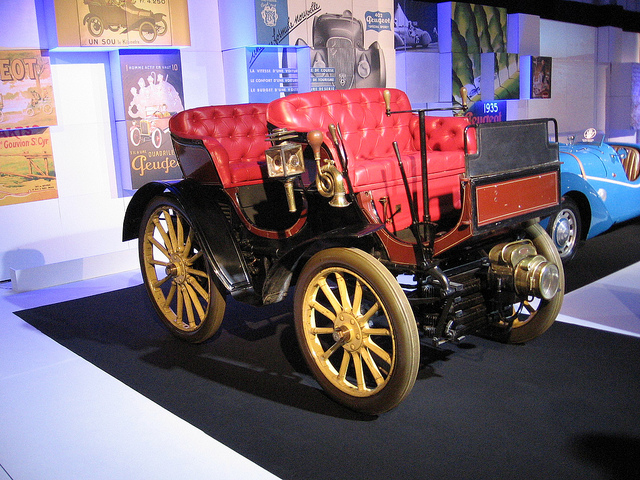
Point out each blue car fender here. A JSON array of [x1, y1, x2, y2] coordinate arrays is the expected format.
[[561, 171, 613, 239]]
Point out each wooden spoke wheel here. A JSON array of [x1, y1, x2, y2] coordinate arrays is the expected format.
[[139, 196, 225, 343], [294, 248, 419, 414]]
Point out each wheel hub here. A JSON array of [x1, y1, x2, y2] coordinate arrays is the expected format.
[[333, 312, 364, 351], [554, 217, 571, 247], [165, 254, 187, 284]]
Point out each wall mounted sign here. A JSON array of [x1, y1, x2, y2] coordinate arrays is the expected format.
[[0, 50, 57, 131], [0, 128, 57, 206], [115, 50, 184, 189], [49, 0, 191, 48]]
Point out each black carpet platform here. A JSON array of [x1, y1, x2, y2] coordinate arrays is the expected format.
[[16, 217, 640, 479], [17, 281, 640, 480]]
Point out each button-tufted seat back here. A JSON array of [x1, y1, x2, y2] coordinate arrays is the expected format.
[[170, 103, 268, 187], [267, 88, 475, 228]]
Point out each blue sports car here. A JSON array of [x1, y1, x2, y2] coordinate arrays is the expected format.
[[545, 128, 640, 262]]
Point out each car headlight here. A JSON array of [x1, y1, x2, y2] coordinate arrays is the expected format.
[[266, 129, 305, 178], [357, 53, 371, 79]]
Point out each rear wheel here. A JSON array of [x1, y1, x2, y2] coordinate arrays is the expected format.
[[139, 195, 226, 343], [507, 224, 565, 343], [294, 248, 419, 414]]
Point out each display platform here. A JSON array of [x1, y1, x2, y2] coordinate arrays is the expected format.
[[1, 217, 639, 480]]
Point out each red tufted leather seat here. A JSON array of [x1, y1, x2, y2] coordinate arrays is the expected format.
[[267, 88, 476, 230], [169, 103, 268, 187]]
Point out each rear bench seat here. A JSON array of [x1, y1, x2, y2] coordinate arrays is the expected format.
[[267, 88, 475, 232], [169, 103, 269, 187]]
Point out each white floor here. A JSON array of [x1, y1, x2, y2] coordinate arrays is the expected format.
[[1, 263, 639, 480]]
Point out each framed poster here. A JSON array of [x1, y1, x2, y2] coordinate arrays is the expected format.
[[531, 56, 552, 99], [116, 50, 184, 189], [0, 50, 57, 131], [0, 128, 58, 206], [49, 0, 190, 48], [254, 0, 394, 91]]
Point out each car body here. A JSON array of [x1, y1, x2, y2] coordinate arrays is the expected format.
[[123, 88, 564, 414], [544, 128, 640, 262]]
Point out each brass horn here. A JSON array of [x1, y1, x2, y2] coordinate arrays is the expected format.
[[307, 130, 350, 207]]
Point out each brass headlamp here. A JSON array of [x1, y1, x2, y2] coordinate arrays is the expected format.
[[265, 128, 305, 212]]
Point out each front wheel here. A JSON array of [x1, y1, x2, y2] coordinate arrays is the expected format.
[[130, 126, 141, 146], [139, 20, 157, 43], [139, 195, 226, 343], [294, 248, 420, 414], [506, 223, 565, 344], [546, 196, 581, 263]]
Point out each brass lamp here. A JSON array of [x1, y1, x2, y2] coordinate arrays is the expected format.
[[265, 129, 305, 212]]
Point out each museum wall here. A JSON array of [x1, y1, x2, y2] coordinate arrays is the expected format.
[[0, 0, 638, 284]]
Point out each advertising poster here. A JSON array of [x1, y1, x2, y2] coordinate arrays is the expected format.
[[0, 50, 57, 131], [494, 53, 519, 100], [464, 100, 506, 124], [254, 0, 395, 91], [248, 47, 301, 102], [0, 128, 58, 206], [447, 2, 509, 106], [531, 56, 552, 99], [394, 0, 438, 51], [119, 50, 184, 189], [51, 0, 190, 47], [76, 0, 172, 47]]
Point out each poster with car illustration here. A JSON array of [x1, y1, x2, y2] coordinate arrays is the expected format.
[[0, 50, 57, 131], [117, 50, 184, 189], [76, 0, 172, 47], [254, 0, 394, 91]]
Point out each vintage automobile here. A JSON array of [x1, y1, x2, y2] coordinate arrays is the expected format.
[[83, 0, 167, 44], [296, 11, 385, 90], [123, 88, 564, 414], [545, 128, 640, 262]]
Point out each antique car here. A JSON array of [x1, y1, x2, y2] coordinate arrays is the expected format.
[[123, 88, 564, 414], [544, 128, 640, 262], [83, 0, 167, 44], [129, 106, 170, 149], [296, 11, 385, 90]]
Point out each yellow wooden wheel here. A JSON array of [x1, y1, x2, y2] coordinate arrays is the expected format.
[[139, 196, 225, 343]]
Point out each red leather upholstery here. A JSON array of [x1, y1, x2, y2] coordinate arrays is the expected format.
[[267, 88, 476, 230], [169, 103, 268, 187]]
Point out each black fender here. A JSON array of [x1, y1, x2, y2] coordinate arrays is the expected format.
[[262, 223, 384, 305], [122, 180, 256, 302]]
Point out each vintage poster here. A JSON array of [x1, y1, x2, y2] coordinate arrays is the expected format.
[[0, 50, 57, 131], [445, 2, 510, 106], [0, 128, 58, 206], [394, 0, 438, 51], [531, 56, 552, 99], [247, 47, 301, 102], [254, 0, 395, 91], [49, 0, 190, 47], [75, 0, 172, 47], [118, 50, 184, 189], [494, 53, 519, 100]]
